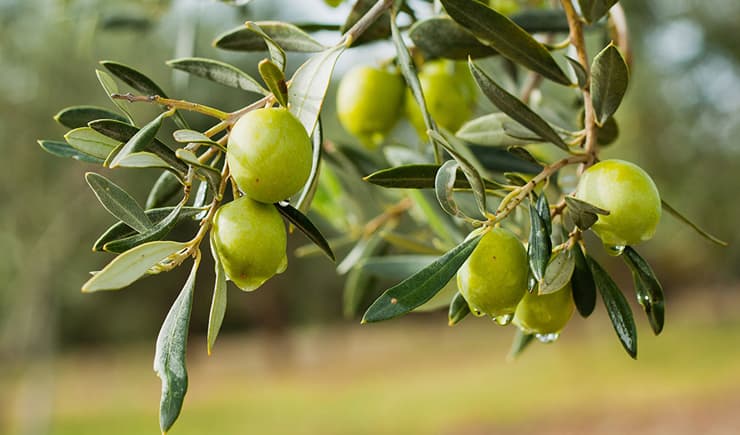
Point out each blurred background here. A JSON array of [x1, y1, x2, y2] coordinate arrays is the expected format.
[[1, 0, 739, 434]]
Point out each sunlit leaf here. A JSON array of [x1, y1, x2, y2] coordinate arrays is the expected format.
[[362, 234, 483, 323], [207, 233, 228, 355], [82, 241, 187, 292], [37, 139, 104, 164], [456, 113, 535, 147], [172, 130, 224, 151], [109, 110, 170, 168], [244, 22, 287, 71], [258, 59, 289, 107], [295, 117, 324, 214], [64, 127, 120, 160], [95, 69, 135, 124]]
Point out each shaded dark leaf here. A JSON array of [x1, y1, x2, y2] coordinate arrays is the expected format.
[[109, 110, 169, 168], [577, 0, 618, 24], [448, 291, 470, 326], [591, 43, 629, 126], [276, 202, 335, 261], [571, 243, 596, 317], [146, 171, 184, 210], [103, 201, 184, 253], [37, 139, 104, 164], [54, 105, 128, 129], [508, 328, 535, 360], [469, 145, 543, 174], [565, 196, 609, 231], [85, 172, 152, 233], [623, 247, 665, 335], [364, 164, 502, 190], [528, 200, 551, 282], [214, 21, 326, 52]]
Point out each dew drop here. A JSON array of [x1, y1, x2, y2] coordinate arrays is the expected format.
[[471, 307, 485, 317], [604, 244, 626, 256], [493, 314, 513, 326], [535, 332, 560, 343]]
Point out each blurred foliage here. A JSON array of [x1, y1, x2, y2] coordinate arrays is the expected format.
[[0, 0, 738, 353]]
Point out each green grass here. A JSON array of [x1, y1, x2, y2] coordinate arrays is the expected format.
[[7, 301, 740, 435]]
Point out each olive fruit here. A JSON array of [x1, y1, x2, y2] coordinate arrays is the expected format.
[[513, 283, 575, 335], [336, 66, 405, 146], [227, 107, 312, 204], [405, 60, 477, 137], [457, 227, 528, 318], [211, 196, 287, 291], [575, 159, 661, 247]]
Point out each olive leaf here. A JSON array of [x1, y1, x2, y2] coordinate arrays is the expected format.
[[95, 69, 135, 125], [539, 248, 575, 295], [37, 140, 104, 164], [588, 256, 638, 359], [577, 0, 619, 24], [591, 43, 629, 126], [565, 56, 588, 89], [154, 257, 198, 433], [435, 160, 466, 219], [295, 117, 324, 214], [359, 255, 438, 280], [175, 149, 222, 195], [275, 202, 335, 262], [528, 199, 552, 282], [622, 247, 665, 335], [343, 266, 377, 319], [244, 22, 287, 71], [362, 233, 483, 323], [570, 243, 596, 317], [146, 171, 184, 210], [207, 233, 228, 355], [288, 44, 344, 137], [564, 196, 610, 231], [469, 145, 543, 174], [82, 241, 187, 292], [172, 130, 225, 151], [441, 0, 570, 85], [64, 127, 120, 161], [85, 172, 152, 233], [456, 113, 535, 147], [258, 59, 289, 107], [364, 164, 503, 190], [508, 328, 535, 360], [337, 233, 384, 275], [448, 291, 471, 326], [54, 105, 128, 129], [166, 57, 269, 95], [102, 201, 184, 253], [213, 21, 326, 53], [409, 17, 496, 60], [661, 200, 728, 246], [469, 60, 568, 150], [109, 110, 170, 168]]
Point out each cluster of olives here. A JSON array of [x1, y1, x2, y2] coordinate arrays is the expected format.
[[212, 107, 313, 291], [336, 59, 478, 146], [455, 159, 661, 336]]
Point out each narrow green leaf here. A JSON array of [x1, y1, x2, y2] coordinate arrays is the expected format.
[[571, 243, 596, 317], [154, 257, 198, 433], [147, 171, 184, 210], [623, 247, 665, 335], [509, 9, 569, 33], [441, 0, 570, 85], [409, 17, 496, 60], [539, 249, 575, 294], [448, 291, 470, 326], [37, 139, 104, 163], [508, 328, 535, 360], [588, 256, 638, 359], [166, 57, 268, 95], [565, 196, 610, 231], [429, 130, 488, 217], [213, 21, 326, 53], [115, 151, 171, 170], [64, 127, 120, 160], [456, 113, 535, 147], [359, 256, 438, 280], [469, 60, 568, 150], [343, 266, 376, 319], [661, 200, 728, 246], [408, 190, 465, 246], [528, 201, 551, 282], [536, 193, 552, 237], [103, 201, 184, 253], [364, 164, 502, 190], [110, 111, 169, 168], [362, 234, 483, 323], [95, 69, 135, 124], [469, 145, 543, 174], [288, 44, 344, 136], [82, 241, 187, 292], [100, 60, 189, 130], [93, 206, 203, 253], [295, 117, 324, 214], [89, 119, 188, 175], [172, 130, 225, 151], [337, 233, 384, 275], [565, 56, 588, 89], [591, 44, 629, 125], [175, 149, 222, 195], [275, 203, 335, 262], [435, 160, 465, 218], [54, 105, 127, 129], [577, 0, 619, 24], [207, 233, 228, 355], [258, 59, 289, 107], [85, 172, 152, 233], [244, 22, 287, 71]]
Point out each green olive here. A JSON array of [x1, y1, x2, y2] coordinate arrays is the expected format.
[[513, 283, 574, 335], [227, 107, 312, 204], [405, 60, 478, 137], [336, 66, 405, 147], [457, 228, 528, 318], [575, 159, 661, 247], [211, 196, 287, 291]]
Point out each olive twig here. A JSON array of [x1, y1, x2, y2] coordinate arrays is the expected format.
[[110, 93, 229, 120]]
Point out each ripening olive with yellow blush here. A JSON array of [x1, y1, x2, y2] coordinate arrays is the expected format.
[[513, 283, 575, 335], [457, 228, 528, 318], [575, 159, 661, 247], [211, 196, 287, 292], [227, 107, 312, 204], [336, 66, 405, 147], [405, 60, 477, 138]]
